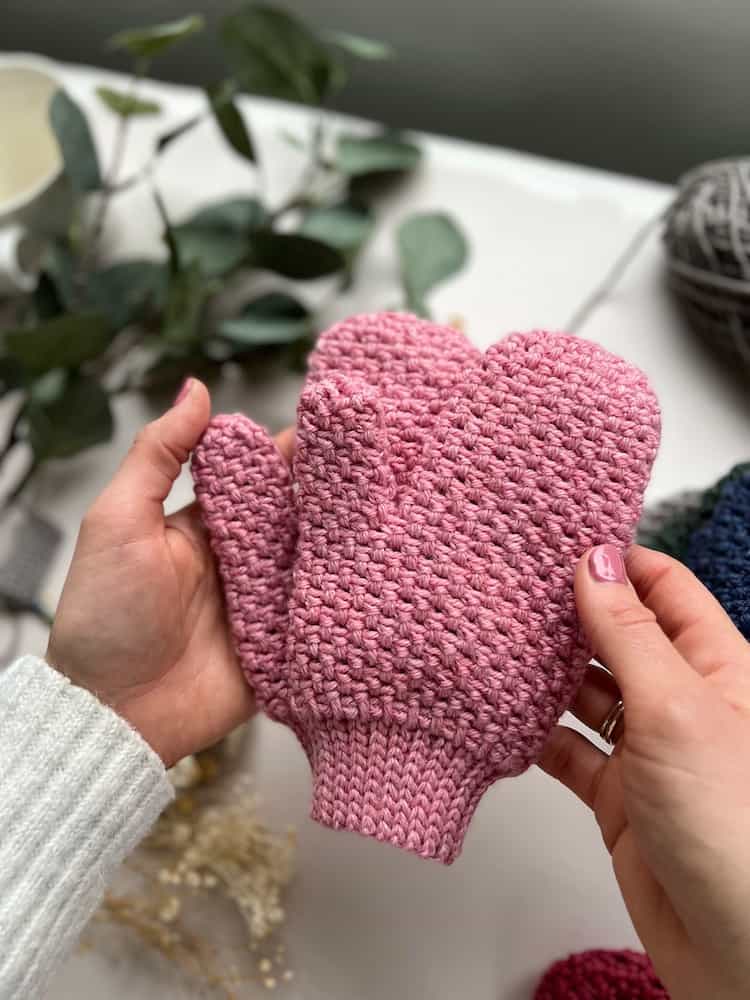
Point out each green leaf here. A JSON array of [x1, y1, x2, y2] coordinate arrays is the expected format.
[[207, 83, 256, 163], [173, 197, 265, 278], [219, 292, 311, 347], [220, 4, 343, 104], [44, 239, 77, 310], [3, 312, 111, 373], [96, 86, 161, 118], [150, 187, 181, 276], [173, 229, 246, 279], [322, 30, 394, 60], [49, 90, 102, 193], [28, 368, 67, 406], [108, 14, 205, 59], [250, 231, 344, 279], [299, 201, 374, 255], [87, 260, 168, 330], [0, 358, 24, 394], [25, 373, 113, 460], [397, 212, 468, 316], [178, 198, 266, 233], [336, 132, 421, 177], [32, 272, 64, 321], [162, 262, 209, 345], [156, 113, 203, 154]]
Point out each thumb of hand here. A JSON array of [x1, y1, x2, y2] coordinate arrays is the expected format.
[[103, 378, 211, 525]]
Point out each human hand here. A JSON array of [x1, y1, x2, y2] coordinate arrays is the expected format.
[[540, 543, 750, 1000], [46, 378, 294, 767]]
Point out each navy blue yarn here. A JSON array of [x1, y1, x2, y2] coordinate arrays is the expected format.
[[685, 472, 750, 640]]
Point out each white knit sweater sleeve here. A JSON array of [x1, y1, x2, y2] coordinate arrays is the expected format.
[[0, 655, 174, 999]]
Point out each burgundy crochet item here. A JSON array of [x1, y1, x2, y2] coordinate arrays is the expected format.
[[192, 313, 660, 863], [534, 949, 669, 999]]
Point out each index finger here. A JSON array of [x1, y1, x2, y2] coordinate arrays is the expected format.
[[574, 545, 697, 704], [625, 545, 749, 679]]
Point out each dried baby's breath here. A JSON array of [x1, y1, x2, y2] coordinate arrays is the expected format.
[[90, 728, 296, 996]]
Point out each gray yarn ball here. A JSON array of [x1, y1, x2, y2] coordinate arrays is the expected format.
[[663, 158, 750, 366]]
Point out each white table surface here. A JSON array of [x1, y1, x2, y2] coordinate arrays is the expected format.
[[4, 54, 750, 1000]]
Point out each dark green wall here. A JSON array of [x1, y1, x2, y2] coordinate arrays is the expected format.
[[4, 0, 748, 182]]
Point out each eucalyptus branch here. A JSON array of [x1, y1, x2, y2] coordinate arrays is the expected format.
[[0, 8, 467, 521], [75, 59, 150, 299], [107, 80, 243, 198], [107, 110, 208, 196], [269, 114, 332, 223]]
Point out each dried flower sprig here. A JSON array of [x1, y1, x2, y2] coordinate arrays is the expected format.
[[91, 730, 296, 995]]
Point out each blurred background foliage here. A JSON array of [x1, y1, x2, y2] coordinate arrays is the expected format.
[[4, 0, 749, 182], [0, 5, 468, 500]]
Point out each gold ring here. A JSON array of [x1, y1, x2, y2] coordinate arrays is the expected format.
[[598, 698, 624, 746]]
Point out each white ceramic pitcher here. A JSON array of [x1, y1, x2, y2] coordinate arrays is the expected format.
[[0, 56, 73, 295]]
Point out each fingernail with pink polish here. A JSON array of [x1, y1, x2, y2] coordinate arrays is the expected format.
[[173, 377, 193, 407], [588, 544, 627, 584]]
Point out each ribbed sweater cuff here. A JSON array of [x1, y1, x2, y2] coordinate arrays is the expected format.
[[0, 656, 173, 1000], [307, 720, 498, 864]]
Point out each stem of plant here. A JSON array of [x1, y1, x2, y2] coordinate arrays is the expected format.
[[269, 114, 331, 224], [75, 58, 150, 295]]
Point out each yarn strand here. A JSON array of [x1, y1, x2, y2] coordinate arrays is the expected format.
[[565, 211, 665, 334]]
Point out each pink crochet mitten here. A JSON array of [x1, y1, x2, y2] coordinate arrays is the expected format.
[[192, 314, 475, 723], [286, 330, 659, 862], [192, 415, 296, 725]]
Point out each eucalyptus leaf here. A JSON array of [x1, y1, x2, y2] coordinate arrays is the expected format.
[[397, 212, 468, 317], [322, 30, 394, 60], [4, 312, 111, 373], [172, 229, 246, 279], [336, 133, 421, 177], [44, 239, 77, 309], [49, 90, 102, 193], [250, 231, 344, 279], [208, 83, 255, 163], [32, 272, 64, 321], [108, 15, 205, 59], [96, 86, 161, 118], [28, 368, 67, 406], [221, 4, 343, 104], [299, 201, 374, 255], [25, 374, 113, 460], [173, 198, 265, 278], [87, 260, 168, 330], [162, 263, 209, 345], [0, 358, 24, 395], [219, 291, 311, 346], [156, 113, 202, 154], [180, 198, 266, 232], [151, 187, 180, 275]]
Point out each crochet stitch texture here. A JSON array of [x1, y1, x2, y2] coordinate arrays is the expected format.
[[685, 471, 750, 639], [193, 313, 660, 863], [534, 949, 669, 999]]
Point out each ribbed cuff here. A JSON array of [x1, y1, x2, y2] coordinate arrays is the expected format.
[[307, 720, 498, 864], [0, 656, 173, 1000]]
